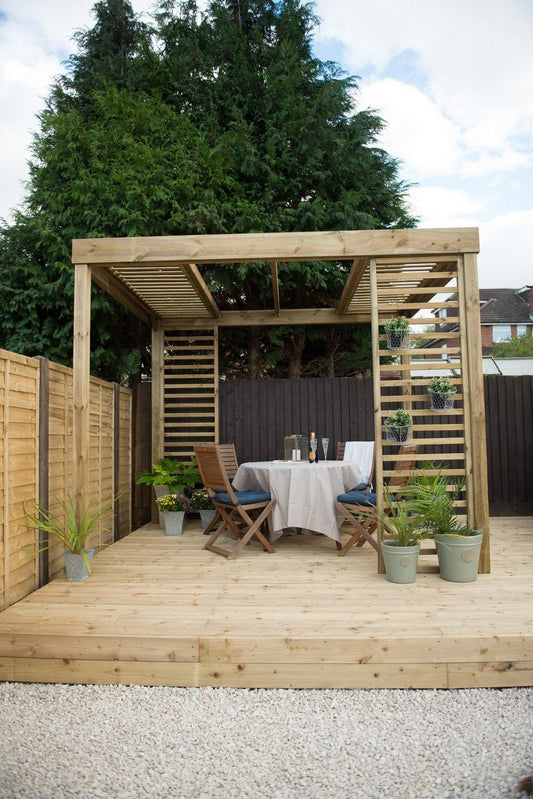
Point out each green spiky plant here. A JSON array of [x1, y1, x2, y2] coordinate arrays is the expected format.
[[21, 495, 117, 574]]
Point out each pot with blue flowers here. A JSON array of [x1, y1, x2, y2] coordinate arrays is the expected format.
[[156, 493, 192, 536], [190, 489, 216, 531]]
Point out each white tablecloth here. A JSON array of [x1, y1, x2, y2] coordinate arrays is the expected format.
[[232, 460, 362, 543]]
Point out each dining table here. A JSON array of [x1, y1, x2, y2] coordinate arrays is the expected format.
[[232, 459, 363, 544]]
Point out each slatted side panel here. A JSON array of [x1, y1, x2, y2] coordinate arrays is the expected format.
[[0, 351, 39, 610], [372, 257, 467, 521], [117, 386, 132, 538], [164, 331, 218, 461]]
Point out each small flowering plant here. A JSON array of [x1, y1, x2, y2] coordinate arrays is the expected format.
[[155, 493, 191, 513], [190, 488, 214, 510]]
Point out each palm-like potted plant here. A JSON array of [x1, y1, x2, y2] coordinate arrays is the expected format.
[[384, 408, 413, 443], [355, 484, 427, 583], [407, 473, 482, 582], [190, 488, 216, 530], [155, 492, 192, 536], [427, 376, 457, 411], [21, 495, 116, 581], [384, 315, 410, 349]]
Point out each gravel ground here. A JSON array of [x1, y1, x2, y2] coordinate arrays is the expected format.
[[0, 683, 532, 799]]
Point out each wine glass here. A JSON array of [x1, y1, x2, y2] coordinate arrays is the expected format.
[[321, 437, 329, 461]]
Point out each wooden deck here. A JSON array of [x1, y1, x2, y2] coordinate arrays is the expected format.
[[0, 517, 531, 689]]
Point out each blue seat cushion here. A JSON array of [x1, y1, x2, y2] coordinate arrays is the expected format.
[[337, 490, 377, 506], [348, 482, 372, 492], [215, 489, 271, 506]]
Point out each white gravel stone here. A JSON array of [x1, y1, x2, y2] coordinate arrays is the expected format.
[[0, 683, 531, 798]]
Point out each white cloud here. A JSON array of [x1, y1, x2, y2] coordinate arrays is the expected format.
[[358, 79, 463, 179], [478, 210, 533, 288]]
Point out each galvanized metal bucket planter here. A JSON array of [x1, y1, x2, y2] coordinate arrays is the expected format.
[[381, 541, 419, 584], [163, 511, 186, 536], [200, 509, 216, 531], [62, 548, 95, 581]]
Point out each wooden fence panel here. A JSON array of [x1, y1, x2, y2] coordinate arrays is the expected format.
[[0, 350, 39, 609], [219, 375, 533, 513], [0, 352, 132, 609], [484, 375, 533, 514]]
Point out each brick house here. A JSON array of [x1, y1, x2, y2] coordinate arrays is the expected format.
[[427, 286, 533, 356]]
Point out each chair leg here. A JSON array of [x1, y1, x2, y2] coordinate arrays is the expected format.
[[203, 503, 275, 559], [336, 502, 378, 555]]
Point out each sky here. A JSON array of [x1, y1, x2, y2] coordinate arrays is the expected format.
[[0, 0, 531, 289]]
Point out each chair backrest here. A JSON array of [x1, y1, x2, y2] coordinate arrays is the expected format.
[[336, 442, 345, 460], [217, 443, 239, 480], [388, 444, 418, 489], [343, 441, 375, 485], [194, 444, 234, 497]]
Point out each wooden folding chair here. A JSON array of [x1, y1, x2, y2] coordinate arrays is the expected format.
[[336, 444, 418, 556], [194, 444, 275, 559], [200, 443, 239, 536]]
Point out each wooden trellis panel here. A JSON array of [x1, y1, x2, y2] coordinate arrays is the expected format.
[[0, 350, 39, 609], [370, 256, 488, 571], [163, 331, 218, 461]]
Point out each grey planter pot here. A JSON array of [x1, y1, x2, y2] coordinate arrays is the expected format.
[[154, 484, 169, 528], [435, 532, 483, 582], [62, 548, 95, 581], [199, 509, 216, 531], [163, 511, 186, 536], [381, 540, 419, 584]]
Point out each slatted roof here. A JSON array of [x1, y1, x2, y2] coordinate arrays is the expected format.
[[72, 228, 480, 328]]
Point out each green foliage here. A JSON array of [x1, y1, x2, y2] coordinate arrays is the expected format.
[[491, 333, 533, 357], [385, 408, 412, 430], [0, 0, 417, 380], [404, 473, 476, 537], [427, 376, 456, 395], [385, 316, 410, 334], [20, 495, 116, 574], [354, 484, 427, 547], [136, 458, 200, 493]]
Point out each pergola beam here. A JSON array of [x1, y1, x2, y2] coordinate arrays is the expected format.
[[72, 228, 480, 266], [162, 308, 371, 328]]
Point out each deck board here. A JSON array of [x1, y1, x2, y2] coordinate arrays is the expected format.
[[0, 517, 531, 689]]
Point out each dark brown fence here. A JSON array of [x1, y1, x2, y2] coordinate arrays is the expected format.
[[218, 375, 533, 515]]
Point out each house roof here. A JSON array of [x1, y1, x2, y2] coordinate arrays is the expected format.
[[479, 289, 532, 323]]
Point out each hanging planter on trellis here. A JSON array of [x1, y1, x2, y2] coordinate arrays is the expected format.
[[384, 408, 413, 443], [427, 376, 457, 412], [384, 315, 410, 350]]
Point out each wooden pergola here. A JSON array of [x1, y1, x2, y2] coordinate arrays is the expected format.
[[72, 227, 490, 572]]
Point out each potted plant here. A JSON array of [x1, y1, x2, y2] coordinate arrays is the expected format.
[[384, 315, 410, 349], [384, 408, 413, 443], [355, 484, 427, 583], [427, 376, 457, 411], [155, 492, 192, 536], [137, 457, 200, 527], [21, 495, 116, 581], [190, 488, 216, 530], [408, 473, 482, 582]]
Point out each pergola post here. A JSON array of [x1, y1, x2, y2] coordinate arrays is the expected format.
[[73, 264, 92, 521], [151, 320, 165, 465], [458, 252, 490, 572]]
